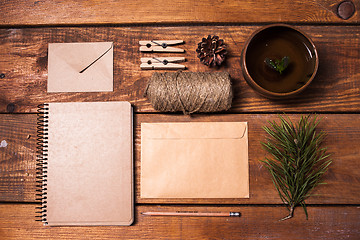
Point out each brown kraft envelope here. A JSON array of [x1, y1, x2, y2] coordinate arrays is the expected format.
[[47, 42, 113, 92], [141, 122, 249, 199]]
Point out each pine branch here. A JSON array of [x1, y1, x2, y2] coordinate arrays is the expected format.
[[260, 115, 331, 221]]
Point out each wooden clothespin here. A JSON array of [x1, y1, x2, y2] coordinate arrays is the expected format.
[[140, 57, 186, 70], [139, 40, 184, 52]]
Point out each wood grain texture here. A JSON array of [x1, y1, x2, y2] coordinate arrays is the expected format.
[[1, 114, 359, 204], [0, 0, 359, 26], [136, 114, 360, 204], [0, 26, 359, 114], [0, 114, 37, 202], [1, 204, 359, 240]]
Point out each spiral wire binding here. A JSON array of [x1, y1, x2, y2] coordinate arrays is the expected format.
[[35, 104, 49, 224]]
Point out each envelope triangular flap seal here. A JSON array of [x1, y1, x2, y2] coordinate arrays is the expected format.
[[142, 122, 247, 139], [47, 42, 113, 92]]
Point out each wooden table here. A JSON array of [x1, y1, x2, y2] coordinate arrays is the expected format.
[[1, 0, 359, 239]]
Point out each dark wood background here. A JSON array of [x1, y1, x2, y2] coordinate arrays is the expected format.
[[0, 0, 359, 239]]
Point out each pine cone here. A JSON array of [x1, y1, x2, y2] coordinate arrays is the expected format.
[[196, 35, 227, 67]]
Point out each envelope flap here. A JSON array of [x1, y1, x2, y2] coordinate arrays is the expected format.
[[141, 122, 247, 139], [49, 42, 113, 72]]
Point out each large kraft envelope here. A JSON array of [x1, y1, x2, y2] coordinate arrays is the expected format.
[[47, 42, 113, 92], [141, 122, 249, 199]]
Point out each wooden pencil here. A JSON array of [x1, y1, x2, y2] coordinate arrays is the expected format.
[[141, 211, 241, 217]]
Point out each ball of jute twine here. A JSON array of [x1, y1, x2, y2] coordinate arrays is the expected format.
[[144, 72, 233, 114]]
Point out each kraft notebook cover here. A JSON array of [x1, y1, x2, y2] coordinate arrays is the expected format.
[[36, 101, 133, 226], [140, 122, 249, 199]]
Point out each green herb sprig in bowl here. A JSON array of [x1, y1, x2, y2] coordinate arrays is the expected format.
[[261, 115, 331, 221], [265, 56, 290, 74]]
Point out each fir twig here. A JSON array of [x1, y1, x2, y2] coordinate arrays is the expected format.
[[260, 115, 331, 221]]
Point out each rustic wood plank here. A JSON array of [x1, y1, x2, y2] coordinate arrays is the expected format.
[[0, 25, 359, 113], [136, 114, 360, 204], [1, 113, 359, 204], [0, 204, 359, 239], [0, 114, 37, 202], [0, 0, 359, 26]]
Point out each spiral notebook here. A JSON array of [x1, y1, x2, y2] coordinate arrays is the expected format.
[[36, 101, 133, 226]]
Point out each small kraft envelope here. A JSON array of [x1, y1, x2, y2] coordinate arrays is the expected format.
[[47, 42, 113, 92], [141, 122, 249, 199]]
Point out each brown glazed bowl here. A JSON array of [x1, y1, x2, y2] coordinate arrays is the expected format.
[[241, 24, 319, 99]]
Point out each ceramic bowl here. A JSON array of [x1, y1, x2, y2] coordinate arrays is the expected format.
[[241, 24, 319, 99]]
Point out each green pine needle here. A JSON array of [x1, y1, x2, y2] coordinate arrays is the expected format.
[[260, 115, 331, 221]]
